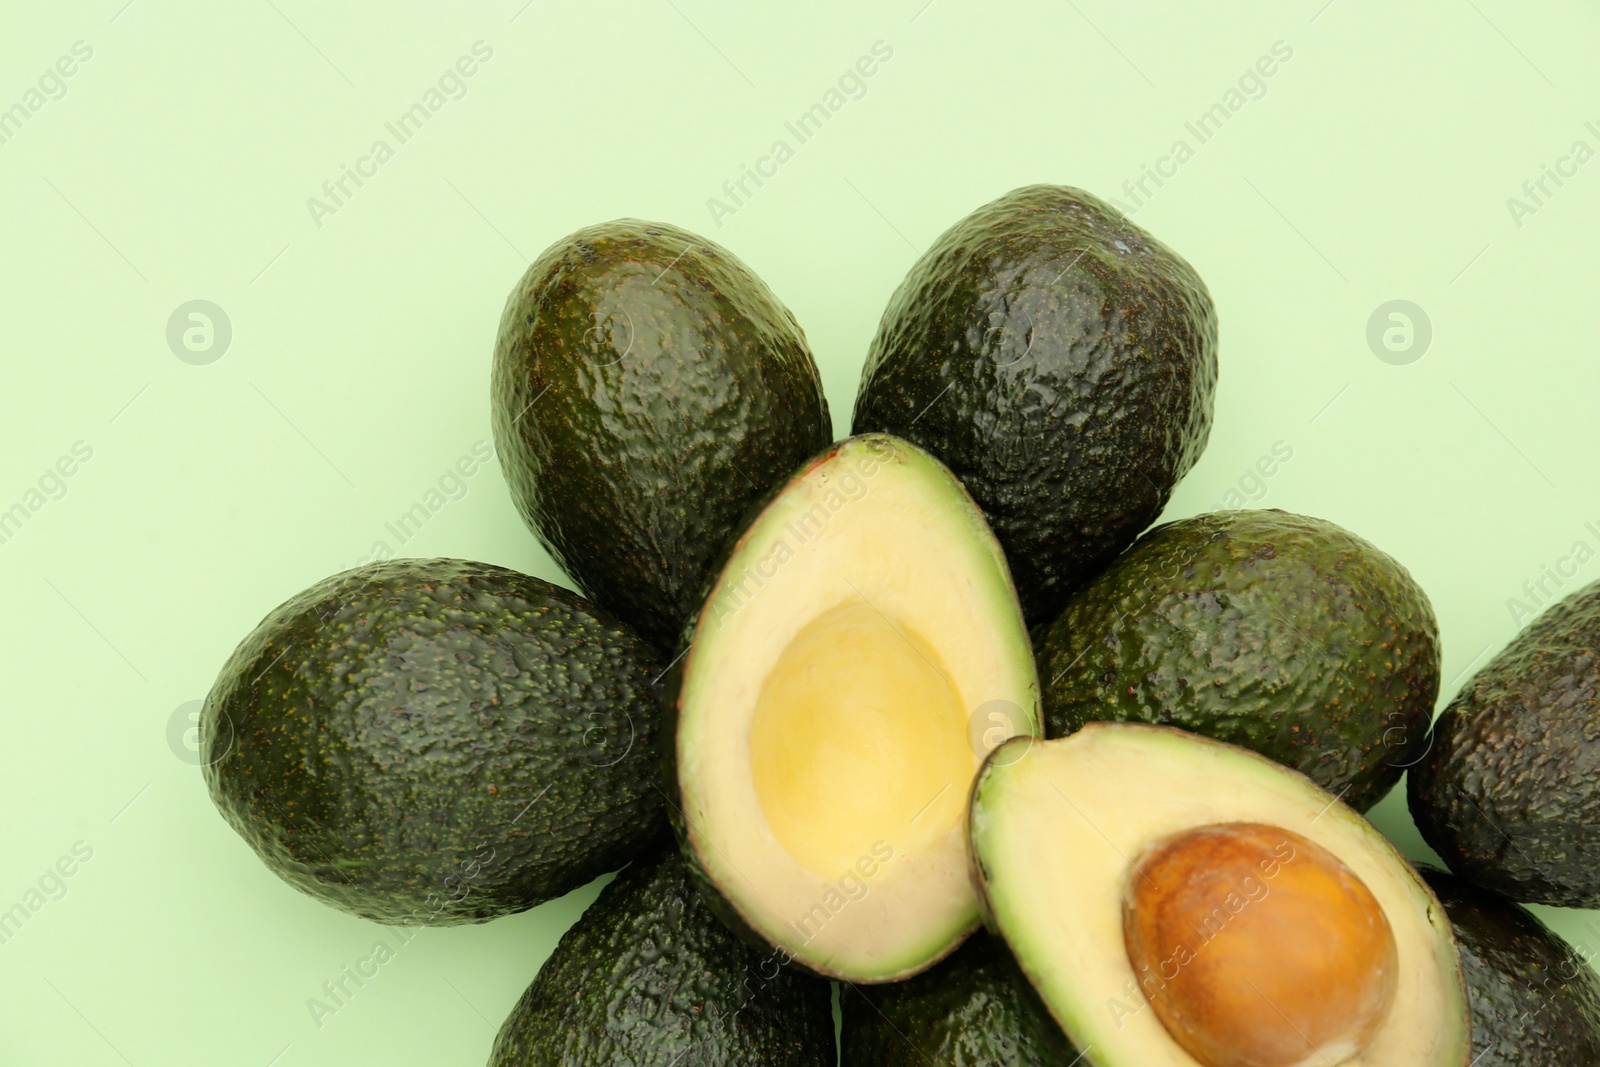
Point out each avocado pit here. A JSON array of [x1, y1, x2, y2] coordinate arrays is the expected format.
[[1122, 822, 1398, 1067]]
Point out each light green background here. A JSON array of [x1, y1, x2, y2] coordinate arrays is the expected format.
[[3, 0, 1599, 1062]]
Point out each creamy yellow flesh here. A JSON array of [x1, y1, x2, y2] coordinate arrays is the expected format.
[[677, 434, 1040, 981], [970, 725, 1469, 1067], [749, 599, 972, 878]]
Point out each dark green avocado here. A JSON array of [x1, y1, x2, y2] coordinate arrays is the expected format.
[[202, 558, 666, 925], [489, 847, 835, 1067], [491, 219, 832, 651], [1410, 579, 1600, 907], [1421, 866, 1600, 1065], [1037, 509, 1440, 811], [851, 184, 1217, 625], [839, 932, 1077, 1066]]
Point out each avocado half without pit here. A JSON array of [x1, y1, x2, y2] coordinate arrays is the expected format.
[[969, 724, 1470, 1067], [671, 433, 1040, 983]]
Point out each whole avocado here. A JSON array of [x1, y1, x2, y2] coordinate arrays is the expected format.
[[492, 219, 832, 651], [839, 932, 1077, 1066], [202, 558, 666, 925], [851, 184, 1217, 625], [1037, 510, 1440, 811], [489, 847, 835, 1067], [1421, 866, 1600, 1065], [1410, 579, 1600, 907]]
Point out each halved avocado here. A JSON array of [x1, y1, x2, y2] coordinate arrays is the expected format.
[[673, 433, 1040, 983], [969, 724, 1470, 1067]]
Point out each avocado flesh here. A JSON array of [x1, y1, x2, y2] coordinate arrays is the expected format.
[[1409, 578, 1600, 907], [489, 847, 835, 1066], [492, 218, 831, 652], [851, 184, 1217, 625], [749, 598, 976, 877], [1038, 510, 1441, 812], [839, 931, 1080, 1066], [1420, 866, 1600, 1066], [674, 433, 1040, 982], [968, 724, 1470, 1067], [203, 558, 665, 925]]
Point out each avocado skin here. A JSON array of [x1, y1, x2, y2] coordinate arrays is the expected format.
[[851, 184, 1216, 625], [489, 848, 835, 1067], [652, 445, 816, 972], [839, 932, 1077, 1066], [1410, 580, 1600, 907], [1037, 510, 1440, 812], [202, 558, 666, 925], [492, 219, 832, 651], [1421, 866, 1600, 1065]]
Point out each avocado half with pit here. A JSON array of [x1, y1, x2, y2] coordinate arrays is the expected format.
[[970, 723, 1469, 1067], [672, 433, 1040, 982]]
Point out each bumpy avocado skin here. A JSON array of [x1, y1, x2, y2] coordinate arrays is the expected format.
[[851, 184, 1217, 625], [489, 848, 835, 1067], [1037, 510, 1440, 812], [491, 219, 832, 651], [839, 933, 1076, 1066], [1422, 866, 1600, 1065], [202, 558, 666, 925], [1410, 580, 1600, 907]]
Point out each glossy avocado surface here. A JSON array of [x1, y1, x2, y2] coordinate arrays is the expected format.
[[839, 932, 1077, 1066], [1410, 577, 1600, 907], [492, 219, 831, 651], [1422, 866, 1600, 1066], [203, 558, 666, 925], [489, 848, 835, 1067], [1037, 509, 1440, 811], [852, 184, 1216, 625]]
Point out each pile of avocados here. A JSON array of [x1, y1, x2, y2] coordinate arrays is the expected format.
[[198, 185, 1600, 1066]]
